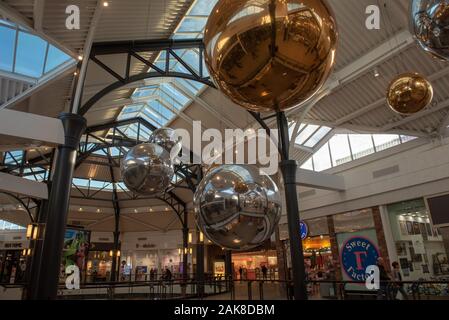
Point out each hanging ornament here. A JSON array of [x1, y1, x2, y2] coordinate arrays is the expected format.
[[386, 73, 433, 115], [121, 143, 174, 196], [194, 165, 282, 251], [411, 0, 449, 61], [203, 0, 338, 112]]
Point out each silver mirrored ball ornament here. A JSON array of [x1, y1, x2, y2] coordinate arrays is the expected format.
[[194, 165, 282, 251], [121, 143, 174, 196], [149, 127, 181, 158], [411, 0, 449, 60]]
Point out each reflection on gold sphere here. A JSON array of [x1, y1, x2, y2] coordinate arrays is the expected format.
[[386, 73, 433, 115], [411, 0, 449, 61], [204, 0, 338, 112]]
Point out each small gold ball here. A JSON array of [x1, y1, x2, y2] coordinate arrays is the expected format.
[[386, 73, 433, 116]]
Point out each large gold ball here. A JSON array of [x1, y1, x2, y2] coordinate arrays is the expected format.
[[386, 73, 433, 116], [204, 0, 338, 112]]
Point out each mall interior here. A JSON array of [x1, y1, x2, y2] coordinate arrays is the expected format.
[[0, 0, 449, 301]]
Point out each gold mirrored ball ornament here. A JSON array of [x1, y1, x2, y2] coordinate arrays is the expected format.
[[203, 0, 338, 112], [386, 73, 433, 116]]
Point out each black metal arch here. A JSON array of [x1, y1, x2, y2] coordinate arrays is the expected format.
[[78, 38, 215, 116], [0, 191, 36, 223], [79, 72, 215, 116]]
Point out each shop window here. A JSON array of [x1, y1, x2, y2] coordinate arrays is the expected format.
[[387, 198, 449, 280]]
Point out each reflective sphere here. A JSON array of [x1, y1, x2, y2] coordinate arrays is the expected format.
[[411, 0, 449, 61], [387, 73, 434, 115], [121, 143, 174, 196], [204, 0, 338, 112], [194, 165, 282, 251], [149, 128, 182, 158]]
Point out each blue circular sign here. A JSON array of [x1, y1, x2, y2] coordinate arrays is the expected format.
[[300, 221, 308, 240], [341, 236, 379, 281]]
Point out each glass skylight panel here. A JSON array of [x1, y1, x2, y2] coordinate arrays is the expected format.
[[301, 157, 314, 171], [15, 32, 47, 77], [160, 83, 190, 105], [373, 134, 401, 152], [329, 134, 352, 166], [0, 26, 15, 72], [177, 17, 208, 33], [44, 45, 71, 73], [189, 0, 218, 16], [296, 124, 319, 145], [304, 126, 331, 148], [0, 19, 72, 79], [349, 134, 375, 160], [312, 142, 332, 171]]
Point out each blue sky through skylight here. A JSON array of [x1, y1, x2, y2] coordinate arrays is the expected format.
[[0, 19, 73, 79]]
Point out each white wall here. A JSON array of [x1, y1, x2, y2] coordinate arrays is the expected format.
[[294, 137, 449, 219]]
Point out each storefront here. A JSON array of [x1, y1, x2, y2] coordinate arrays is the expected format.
[[86, 242, 114, 282], [232, 250, 278, 280], [0, 231, 28, 284], [386, 198, 449, 280]]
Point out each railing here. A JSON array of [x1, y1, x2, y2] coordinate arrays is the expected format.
[[1, 278, 448, 300]]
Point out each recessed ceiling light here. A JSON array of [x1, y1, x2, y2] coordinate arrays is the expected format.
[[373, 69, 380, 78], [134, 209, 138, 213], [103, 1, 109, 7], [77, 55, 83, 61], [79, 207, 83, 212]]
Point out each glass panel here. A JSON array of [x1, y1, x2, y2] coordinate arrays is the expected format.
[[15, 31, 47, 77], [177, 17, 207, 33], [189, 0, 218, 16], [300, 157, 314, 171], [373, 134, 401, 152], [349, 134, 375, 160], [296, 125, 319, 145], [329, 134, 352, 167], [0, 25, 16, 72], [304, 126, 331, 148], [312, 142, 331, 172], [44, 44, 71, 73]]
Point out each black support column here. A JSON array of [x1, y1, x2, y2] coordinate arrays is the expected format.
[[108, 150, 120, 282], [277, 112, 307, 300], [28, 113, 86, 300], [182, 216, 189, 280], [195, 230, 205, 297]]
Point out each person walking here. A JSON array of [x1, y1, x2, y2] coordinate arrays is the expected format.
[[376, 257, 391, 300], [261, 265, 268, 280], [391, 261, 408, 300], [238, 266, 243, 282]]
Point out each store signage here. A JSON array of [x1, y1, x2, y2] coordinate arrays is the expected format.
[[341, 236, 379, 282], [300, 221, 308, 240], [1, 242, 23, 249]]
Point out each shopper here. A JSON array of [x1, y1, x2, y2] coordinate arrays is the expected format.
[[238, 266, 243, 281], [376, 257, 391, 300], [261, 265, 268, 280], [391, 261, 408, 300]]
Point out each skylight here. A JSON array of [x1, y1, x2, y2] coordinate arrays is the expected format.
[[0, 19, 73, 80], [301, 133, 417, 172], [0, 219, 25, 230], [114, 0, 218, 132], [289, 123, 332, 148]]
